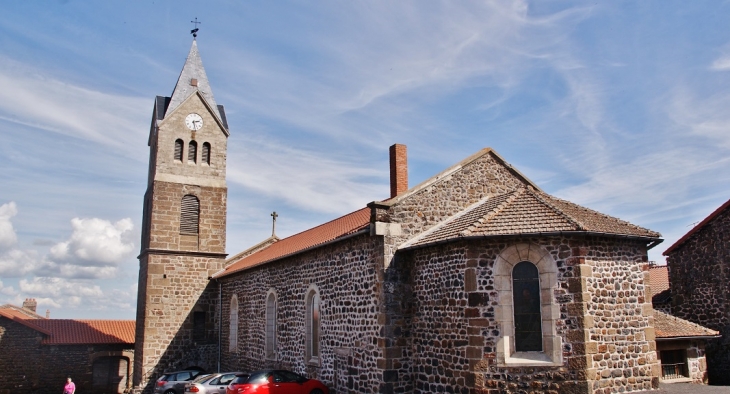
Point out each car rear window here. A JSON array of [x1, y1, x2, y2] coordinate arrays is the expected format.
[[230, 374, 252, 384]]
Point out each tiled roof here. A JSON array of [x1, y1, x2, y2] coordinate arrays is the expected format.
[[664, 198, 730, 256], [33, 319, 135, 345], [0, 305, 134, 345], [654, 310, 719, 339], [217, 207, 370, 277], [0, 308, 52, 335], [405, 188, 661, 248], [648, 265, 670, 297]]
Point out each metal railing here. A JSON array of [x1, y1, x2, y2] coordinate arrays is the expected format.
[[661, 362, 688, 379]]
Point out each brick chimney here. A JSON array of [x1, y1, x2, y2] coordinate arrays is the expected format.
[[22, 298, 37, 313], [46, 309, 50, 319], [389, 144, 408, 198]]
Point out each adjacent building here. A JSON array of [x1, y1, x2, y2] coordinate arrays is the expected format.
[[664, 198, 730, 385], [0, 300, 135, 394]]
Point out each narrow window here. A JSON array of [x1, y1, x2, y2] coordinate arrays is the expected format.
[[305, 288, 321, 362], [174, 139, 184, 161], [265, 291, 277, 359], [193, 311, 206, 341], [512, 261, 542, 352], [229, 295, 238, 351], [188, 141, 197, 163], [202, 142, 211, 165], [180, 195, 199, 234]]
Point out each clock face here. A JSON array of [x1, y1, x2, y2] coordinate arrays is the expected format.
[[185, 113, 203, 131]]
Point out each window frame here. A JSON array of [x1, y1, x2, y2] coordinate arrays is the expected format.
[[180, 195, 200, 235], [188, 140, 198, 164], [494, 243, 561, 366], [229, 295, 239, 352], [174, 139, 184, 162], [265, 289, 277, 360], [201, 142, 211, 165], [304, 284, 321, 365]]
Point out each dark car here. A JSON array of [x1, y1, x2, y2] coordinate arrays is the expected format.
[[155, 370, 206, 394], [185, 372, 243, 394], [226, 370, 328, 394]]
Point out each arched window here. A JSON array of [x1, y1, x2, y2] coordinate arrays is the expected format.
[[229, 295, 238, 352], [202, 142, 211, 165], [265, 290, 277, 359], [188, 141, 197, 163], [180, 195, 199, 234], [174, 139, 184, 161], [493, 243, 561, 366], [305, 286, 321, 363], [512, 261, 542, 352]]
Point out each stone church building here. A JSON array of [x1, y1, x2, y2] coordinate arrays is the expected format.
[[135, 40, 669, 394]]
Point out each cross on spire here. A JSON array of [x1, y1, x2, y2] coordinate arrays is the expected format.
[[190, 17, 201, 38], [271, 211, 278, 237]]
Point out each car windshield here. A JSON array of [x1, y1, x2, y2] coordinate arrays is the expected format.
[[192, 374, 213, 384]]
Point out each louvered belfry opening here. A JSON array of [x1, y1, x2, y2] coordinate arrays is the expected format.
[[180, 195, 200, 234], [174, 139, 184, 161], [188, 141, 198, 163], [202, 142, 211, 165]]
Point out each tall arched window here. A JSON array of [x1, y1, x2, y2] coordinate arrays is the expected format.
[[305, 286, 321, 363], [229, 295, 239, 352], [512, 261, 542, 352], [180, 195, 199, 234], [265, 290, 277, 359], [188, 141, 197, 163], [202, 142, 211, 165], [174, 139, 184, 161]]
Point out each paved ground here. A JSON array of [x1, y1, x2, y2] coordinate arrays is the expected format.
[[635, 382, 730, 393]]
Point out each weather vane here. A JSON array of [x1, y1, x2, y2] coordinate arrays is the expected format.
[[190, 17, 201, 38]]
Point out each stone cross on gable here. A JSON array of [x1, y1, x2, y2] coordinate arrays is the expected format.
[[271, 211, 278, 237]]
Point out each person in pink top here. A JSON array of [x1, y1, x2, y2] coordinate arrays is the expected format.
[[64, 377, 75, 394]]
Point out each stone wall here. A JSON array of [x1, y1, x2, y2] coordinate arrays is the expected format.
[[382, 236, 658, 394], [0, 318, 133, 394], [220, 233, 384, 393], [666, 206, 730, 385]]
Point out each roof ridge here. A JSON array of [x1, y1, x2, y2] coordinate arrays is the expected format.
[[459, 189, 523, 237], [529, 189, 585, 230]]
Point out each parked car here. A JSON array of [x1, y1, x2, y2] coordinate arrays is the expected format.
[[226, 370, 328, 394], [155, 370, 206, 394], [185, 372, 243, 394]]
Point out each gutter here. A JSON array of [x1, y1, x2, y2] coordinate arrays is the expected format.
[[656, 335, 721, 341], [399, 230, 663, 252]]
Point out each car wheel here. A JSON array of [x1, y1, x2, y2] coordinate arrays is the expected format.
[[164, 390, 176, 394]]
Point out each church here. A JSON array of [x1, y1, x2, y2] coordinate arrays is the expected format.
[[134, 39, 668, 394]]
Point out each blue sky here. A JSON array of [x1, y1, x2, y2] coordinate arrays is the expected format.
[[1, 1, 729, 319]]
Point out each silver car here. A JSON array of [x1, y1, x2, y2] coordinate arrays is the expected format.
[[155, 370, 206, 394], [184, 372, 243, 394]]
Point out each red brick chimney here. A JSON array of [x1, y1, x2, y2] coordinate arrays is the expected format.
[[22, 298, 37, 313], [389, 144, 408, 198]]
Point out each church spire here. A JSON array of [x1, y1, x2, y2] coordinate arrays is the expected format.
[[165, 40, 222, 121]]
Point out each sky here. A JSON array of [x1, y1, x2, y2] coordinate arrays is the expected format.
[[1, 1, 729, 319]]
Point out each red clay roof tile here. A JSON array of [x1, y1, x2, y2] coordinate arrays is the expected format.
[[217, 207, 370, 277], [654, 310, 719, 339], [33, 319, 135, 345], [663, 198, 730, 256]]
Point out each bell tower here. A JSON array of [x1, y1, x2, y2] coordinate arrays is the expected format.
[[134, 38, 228, 392]]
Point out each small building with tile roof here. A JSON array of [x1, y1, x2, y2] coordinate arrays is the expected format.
[[663, 198, 730, 385], [0, 301, 135, 394], [209, 144, 666, 394]]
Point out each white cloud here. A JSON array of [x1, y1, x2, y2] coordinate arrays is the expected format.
[[50, 217, 134, 266], [710, 54, 730, 71], [0, 249, 48, 278], [0, 202, 18, 250], [0, 57, 149, 159], [18, 277, 135, 311]]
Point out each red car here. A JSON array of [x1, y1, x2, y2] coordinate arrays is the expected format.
[[226, 370, 328, 394]]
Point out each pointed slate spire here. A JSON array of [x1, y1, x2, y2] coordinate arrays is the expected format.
[[165, 39, 221, 120]]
